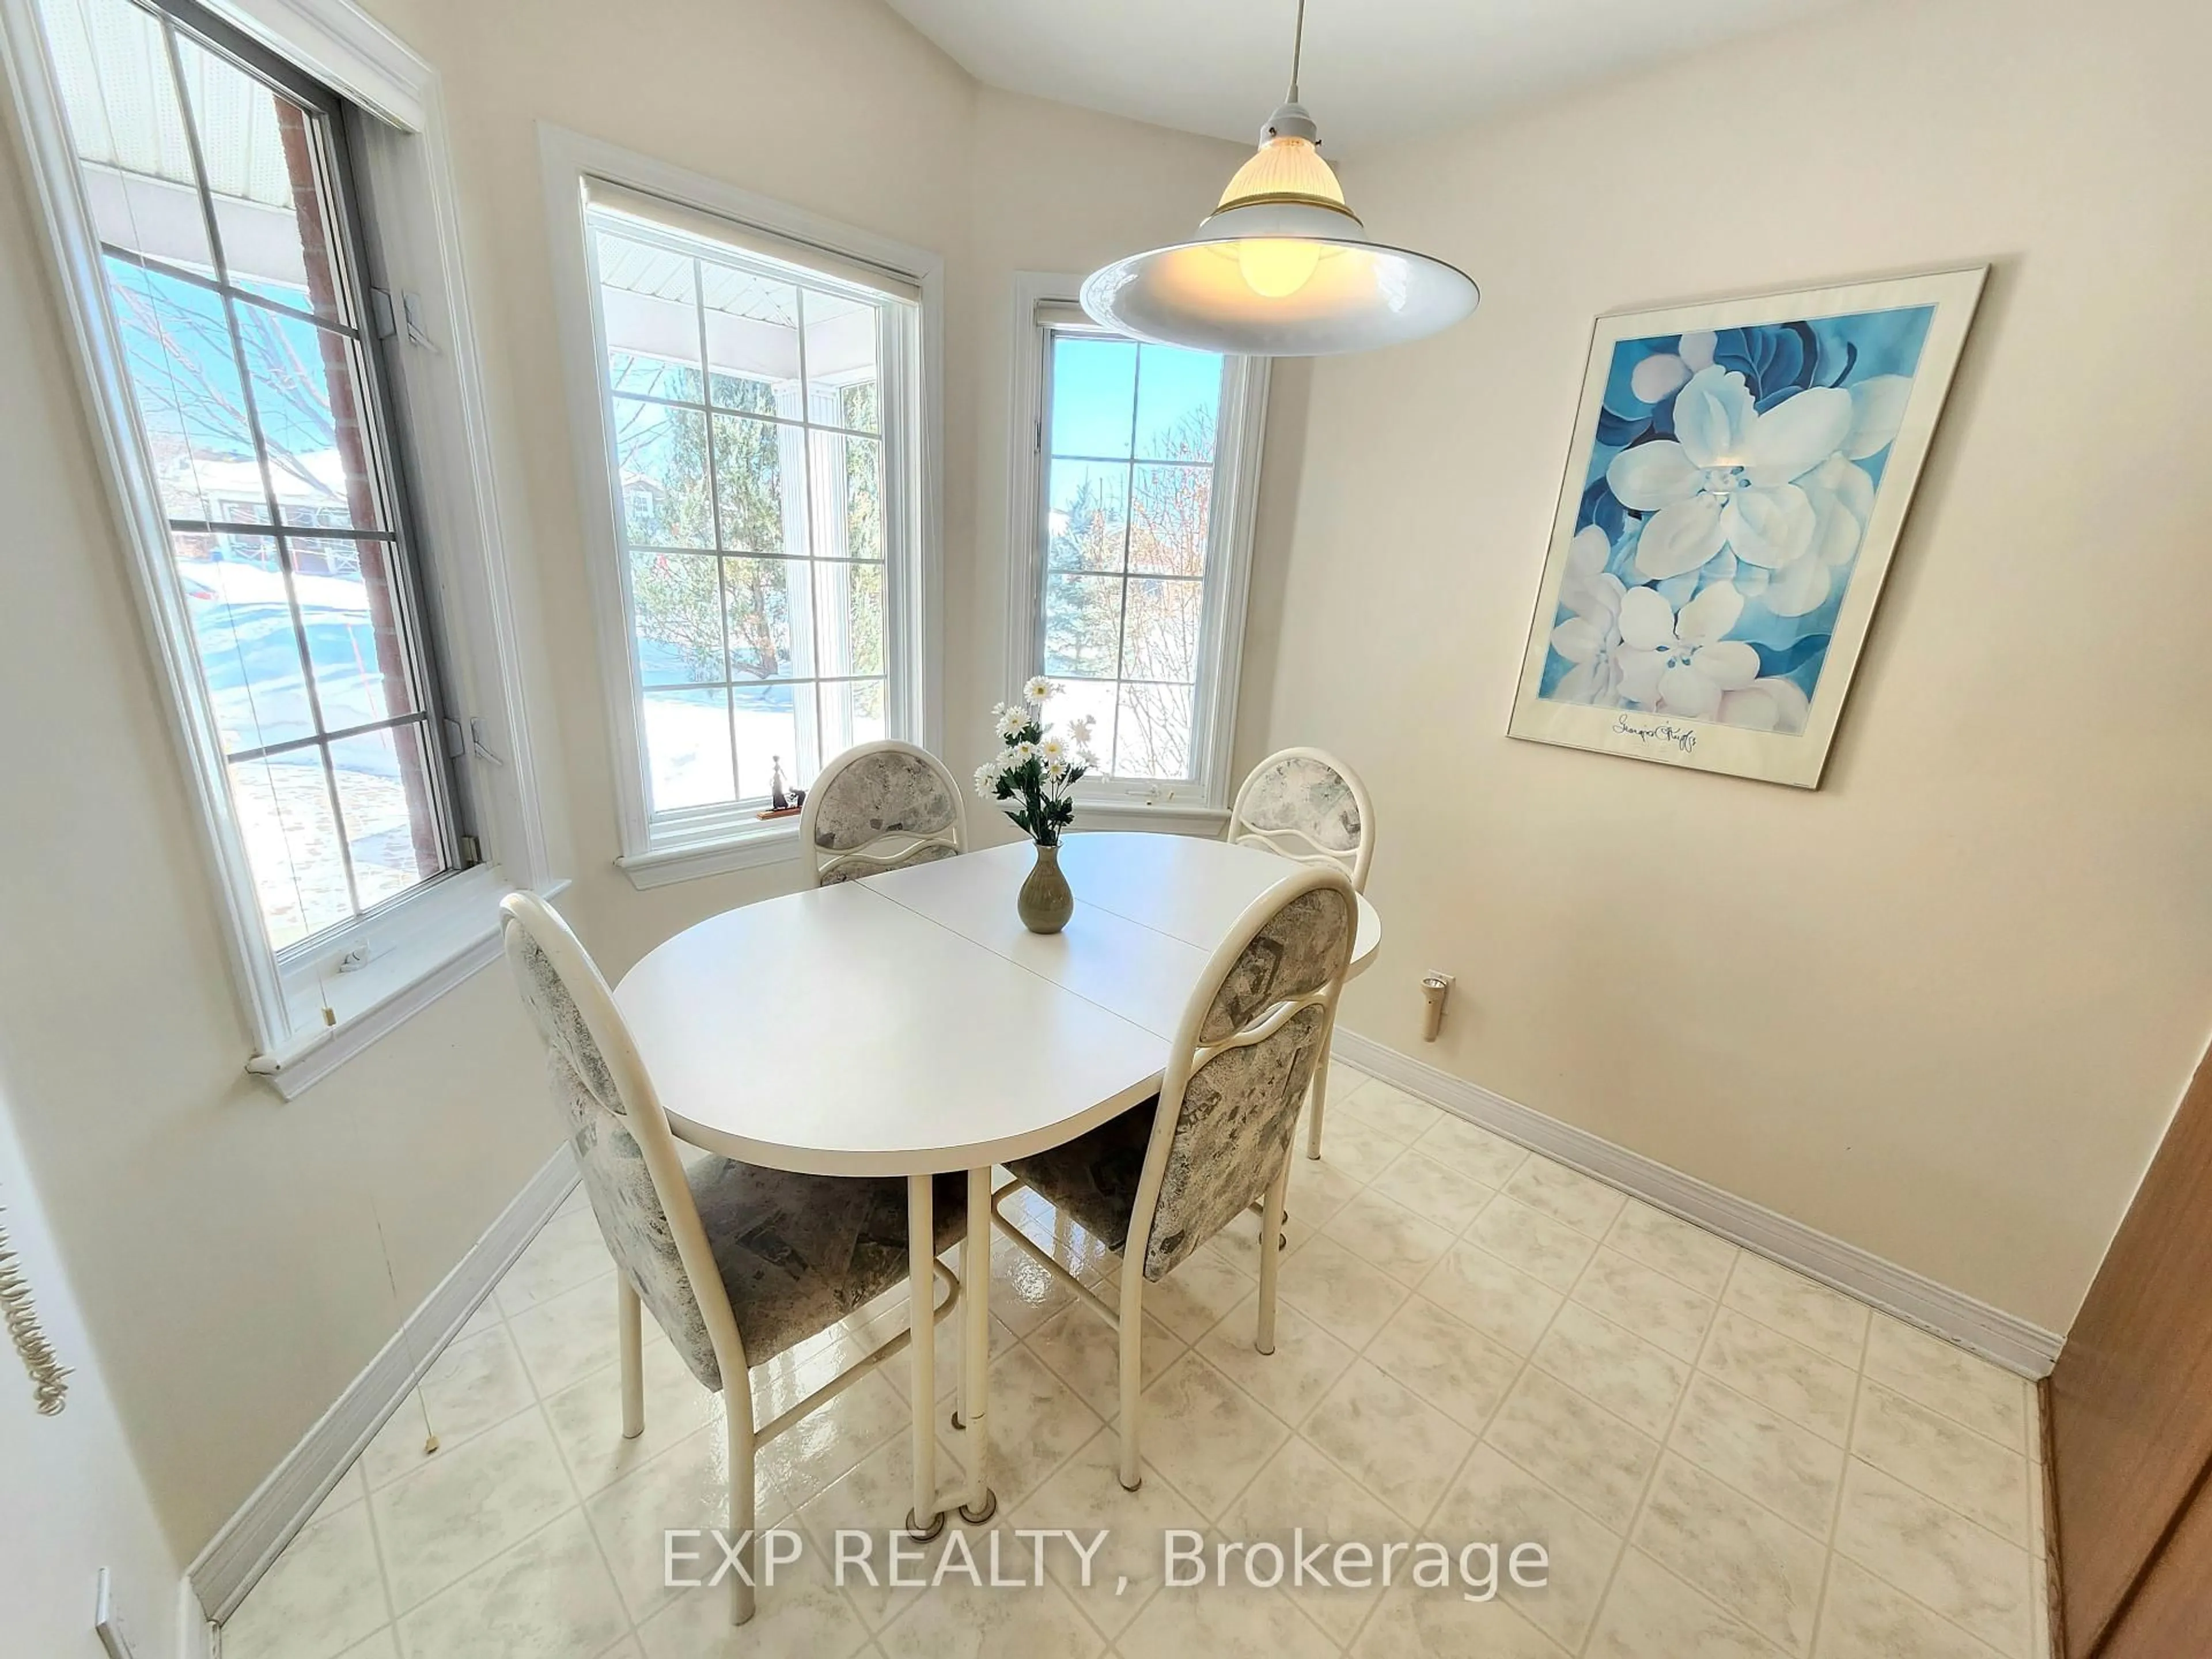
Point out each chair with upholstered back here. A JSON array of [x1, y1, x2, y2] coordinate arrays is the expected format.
[[1225, 747, 1373, 1163], [988, 863, 1358, 1490], [798, 740, 967, 887], [499, 892, 968, 1624], [1226, 747, 1375, 892]]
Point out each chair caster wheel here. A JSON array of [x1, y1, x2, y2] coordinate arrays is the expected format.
[[959, 1490, 998, 1524], [1117, 1474, 1142, 1492], [904, 1507, 945, 1541]]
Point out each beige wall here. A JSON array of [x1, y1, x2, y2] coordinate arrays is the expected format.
[[0, 0, 1237, 1554], [1243, 0, 2212, 1332]]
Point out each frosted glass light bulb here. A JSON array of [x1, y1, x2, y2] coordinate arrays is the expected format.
[[1237, 237, 1323, 298]]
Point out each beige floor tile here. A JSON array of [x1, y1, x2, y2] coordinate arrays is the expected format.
[[762, 1369, 916, 1509], [1463, 1194, 1600, 1292], [1336, 1078, 1445, 1142], [373, 1410, 578, 1615], [1417, 1240, 1562, 1355], [1502, 1157, 1627, 1238], [1366, 1146, 1496, 1233], [363, 1326, 539, 1488], [1832, 1459, 2032, 1658], [1605, 1200, 1740, 1298], [1118, 1553, 1338, 1659], [1415, 1114, 1532, 1188], [1026, 1301, 1182, 1419], [1196, 1291, 1357, 1423], [1484, 1366, 1658, 1533], [1131, 1351, 1289, 1518], [638, 1571, 870, 1659], [1724, 1256, 1869, 1368], [496, 1210, 616, 1316], [1350, 1583, 1571, 1657], [1588, 1547, 1788, 1659], [1283, 1149, 1366, 1232], [1700, 1307, 1860, 1445], [1221, 1434, 1403, 1642], [1363, 1292, 1522, 1433], [333, 1632, 399, 1659], [219, 1501, 390, 1659], [1313, 1112, 1414, 1184], [308, 1462, 368, 1526], [1531, 1301, 1689, 1439], [1815, 1555, 2007, 1658], [793, 1431, 963, 1632], [455, 1295, 506, 1344], [508, 1272, 626, 1398], [1145, 1237, 1257, 1343], [1323, 1188, 1457, 1283], [1863, 1316, 2027, 1452], [543, 1333, 722, 1497], [584, 1416, 793, 1627], [1302, 1358, 1475, 1524], [1670, 1373, 1847, 1537], [978, 1233, 1078, 1336], [1010, 1426, 1207, 1641], [1853, 1383, 2029, 1545], [395, 1510, 629, 1659], [956, 1342, 1104, 1507], [867, 1293, 1019, 1407], [1274, 1233, 1411, 1348], [1431, 1444, 1623, 1652], [875, 1527, 1105, 1659], [1574, 1249, 1716, 1362], [1633, 1454, 1827, 1657]]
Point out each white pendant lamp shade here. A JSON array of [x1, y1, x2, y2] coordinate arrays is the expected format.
[[1081, 25, 1479, 357]]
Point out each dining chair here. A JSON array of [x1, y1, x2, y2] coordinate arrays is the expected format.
[[1225, 747, 1374, 1162], [798, 740, 967, 887], [499, 892, 969, 1625], [986, 863, 1358, 1491]]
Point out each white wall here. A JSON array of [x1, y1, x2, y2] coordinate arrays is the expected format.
[[0, 1078, 184, 1659], [1242, 0, 2212, 1332], [0, 0, 1239, 1561]]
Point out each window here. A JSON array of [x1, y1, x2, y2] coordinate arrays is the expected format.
[[12, 0, 552, 1089], [562, 166, 935, 877], [37, 0, 463, 948], [1010, 291, 1267, 816]]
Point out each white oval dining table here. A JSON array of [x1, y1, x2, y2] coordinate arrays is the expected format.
[[615, 830, 1382, 1533]]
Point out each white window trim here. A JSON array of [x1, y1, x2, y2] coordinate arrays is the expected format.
[[0, 0, 559, 1097], [1002, 272, 1267, 834], [539, 124, 946, 891]]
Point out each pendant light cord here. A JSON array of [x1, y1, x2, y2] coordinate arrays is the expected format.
[[1287, 0, 1307, 101]]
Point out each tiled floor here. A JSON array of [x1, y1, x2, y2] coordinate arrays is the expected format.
[[221, 1063, 2053, 1659]]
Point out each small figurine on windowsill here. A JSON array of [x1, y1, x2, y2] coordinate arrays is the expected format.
[[757, 756, 805, 820]]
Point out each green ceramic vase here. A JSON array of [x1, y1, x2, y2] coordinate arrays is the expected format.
[[1018, 841, 1073, 934]]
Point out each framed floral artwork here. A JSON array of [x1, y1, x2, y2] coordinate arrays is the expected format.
[[1508, 268, 1986, 786]]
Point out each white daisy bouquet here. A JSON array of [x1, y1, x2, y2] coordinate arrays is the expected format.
[[974, 677, 1099, 847]]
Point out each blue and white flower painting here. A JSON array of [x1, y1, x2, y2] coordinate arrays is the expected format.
[[1539, 308, 1933, 732]]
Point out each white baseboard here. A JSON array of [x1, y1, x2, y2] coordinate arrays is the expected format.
[[176, 1576, 215, 1659], [185, 1146, 578, 1624], [1330, 1031, 2065, 1380]]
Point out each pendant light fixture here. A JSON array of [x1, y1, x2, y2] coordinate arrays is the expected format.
[[1081, 0, 1479, 357]]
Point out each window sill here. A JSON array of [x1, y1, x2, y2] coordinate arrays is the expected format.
[[616, 819, 801, 890], [1069, 798, 1230, 837], [246, 869, 569, 1100]]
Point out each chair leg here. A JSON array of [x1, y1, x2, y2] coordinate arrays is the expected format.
[[1116, 1275, 1145, 1491], [618, 1278, 643, 1440], [1257, 1160, 1291, 1355], [726, 1387, 758, 1625], [1305, 1031, 1335, 1160]]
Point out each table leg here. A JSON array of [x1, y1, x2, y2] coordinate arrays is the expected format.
[[906, 1173, 942, 1539], [958, 1165, 995, 1522]]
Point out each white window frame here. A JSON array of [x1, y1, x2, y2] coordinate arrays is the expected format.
[[0, 0, 558, 1096], [540, 125, 945, 891], [1003, 272, 1267, 835]]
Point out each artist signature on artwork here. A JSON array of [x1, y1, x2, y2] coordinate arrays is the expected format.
[[1612, 715, 1698, 754]]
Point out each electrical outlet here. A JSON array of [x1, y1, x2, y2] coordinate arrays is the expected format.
[[95, 1567, 139, 1659]]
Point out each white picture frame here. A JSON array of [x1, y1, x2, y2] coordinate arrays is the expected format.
[[1508, 266, 1986, 787]]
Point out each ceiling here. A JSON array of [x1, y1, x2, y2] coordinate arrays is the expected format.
[[884, 0, 1853, 153]]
